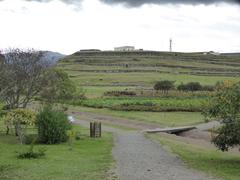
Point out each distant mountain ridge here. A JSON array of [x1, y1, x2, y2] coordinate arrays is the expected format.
[[221, 53, 240, 56], [1, 50, 65, 64], [40, 51, 66, 64]]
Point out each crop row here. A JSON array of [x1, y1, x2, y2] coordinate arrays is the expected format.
[[79, 97, 207, 112]]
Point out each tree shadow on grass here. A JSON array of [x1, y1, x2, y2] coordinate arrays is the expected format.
[[0, 134, 18, 144]]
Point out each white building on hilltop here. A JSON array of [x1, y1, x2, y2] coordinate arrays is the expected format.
[[114, 46, 135, 51]]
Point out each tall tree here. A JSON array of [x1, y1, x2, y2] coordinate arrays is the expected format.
[[0, 49, 51, 109], [154, 80, 175, 93], [204, 81, 240, 151], [0, 48, 80, 110], [40, 69, 78, 103]]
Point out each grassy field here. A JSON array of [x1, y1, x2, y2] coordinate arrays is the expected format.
[[56, 51, 240, 126], [1, 51, 240, 180], [148, 134, 240, 180], [58, 51, 240, 98], [0, 122, 114, 180], [70, 106, 205, 127]]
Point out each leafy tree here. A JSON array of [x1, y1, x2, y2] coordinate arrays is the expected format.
[[0, 49, 51, 109], [215, 80, 235, 91], [185, 82, 202, 91], [39, 69, 78, 103], [3, 109, 36, 143], [204, 81, 240, 151], [154, 80, 175, 93], [0, 48, 81, 109], [177, 82, 202, 92], [178, 82, 214, 92], [177, 83, 186, 91]]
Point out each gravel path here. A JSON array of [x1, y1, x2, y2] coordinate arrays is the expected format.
[[73, 113, 217, 180], [113, 131, 216, 180]]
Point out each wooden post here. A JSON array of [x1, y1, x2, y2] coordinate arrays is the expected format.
[[90, 122, 101, 138], [90, 122, 94, 137], [99, 123, 101, 137]]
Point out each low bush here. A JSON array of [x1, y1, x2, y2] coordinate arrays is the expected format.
[[17, 149, 46, 159], [104, 91, 136, 97], [36, 106, 72, 144], [3, 109, 36, 143], [17, 143, 46, 159], [177, 82, 202, 91], [177, 82, 215, 92], [201, 85, 215, 91], [177, 83, 187, 91]]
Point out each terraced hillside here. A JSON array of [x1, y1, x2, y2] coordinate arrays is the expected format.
[[58, 51, 240, 98]]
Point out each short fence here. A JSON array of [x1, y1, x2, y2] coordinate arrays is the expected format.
[[90, 122, 101, 138]]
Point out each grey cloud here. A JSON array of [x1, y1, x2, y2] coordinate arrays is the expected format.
[[0, 0, 239, 6], [26, 0, 82, 3], [100, 0, 240, 6], [0, 0, 82, 4]]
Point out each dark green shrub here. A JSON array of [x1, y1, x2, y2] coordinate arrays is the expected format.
[[104, 91, 136, 97], [17, 143, 46, 159], [177, 83, 187, 91], [177, 82, 203, 91], [185, 82, 202, 91], [202, 85, 215, 91], [36, 106, 72, 144], [154, 80, 175, 93], [17, 148, 46, 159]]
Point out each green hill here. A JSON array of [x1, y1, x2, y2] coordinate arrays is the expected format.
[[58, 51, 240, 97]]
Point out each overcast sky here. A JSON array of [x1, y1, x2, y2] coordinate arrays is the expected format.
[[0, 0, 239, 54]]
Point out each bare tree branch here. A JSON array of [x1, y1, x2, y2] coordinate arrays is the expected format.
[[0, 48, 52, 109]]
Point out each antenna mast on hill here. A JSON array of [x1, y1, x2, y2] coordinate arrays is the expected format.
[[169, 38, 172, 52]]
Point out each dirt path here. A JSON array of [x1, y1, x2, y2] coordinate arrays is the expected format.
[[71, 111, 162, 130], [112, 131, 216, 180], [72, 111, 217, 180]]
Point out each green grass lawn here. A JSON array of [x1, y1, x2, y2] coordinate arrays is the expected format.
[[0, 124, 114, 180], [70, 106, 205, 127], [148, 134, 240, 180]]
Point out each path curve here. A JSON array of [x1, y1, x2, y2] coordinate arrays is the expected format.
[[72, 111, 217, 180], [71, 111, 162, 130], [112, 131, 216, 180]]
